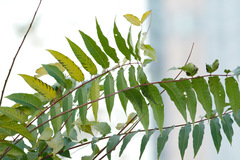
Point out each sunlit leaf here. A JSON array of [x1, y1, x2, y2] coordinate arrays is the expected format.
[[139, 129, 155, 159], [96, 19, 119, 63], [123, 14, 141, 26], [19, 74, 57, 100], [39, 127, 53, 140], [106, 135, 120, 160], [114, 21, 131, 60], [79, 30, 109, 69], [159, 78, 187, 122], [221, 113, 234, 144], [104, 73, 115, 119], [192, 77, 212, 119], [135, 31, 141, 61], [90, 78, 100, 121], [210, 117, 222, 153], [141, 44, 157, 61], [0, 107, 27, 124], [47, 50, 84, 82], [66, 37, 98, 75], [157, 126, 174, 159], [141, 10, 152, 23], [0, 143, 26, 157], [193, 121, 205, 158], [225, 77, 240, 116], [178, 123, 191, 160], [143, 59, 153, 67]]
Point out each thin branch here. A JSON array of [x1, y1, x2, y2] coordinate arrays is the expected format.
[[0, 0, 43, 106]]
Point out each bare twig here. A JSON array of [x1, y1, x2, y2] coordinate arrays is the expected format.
[[0, 0, 43, 106]]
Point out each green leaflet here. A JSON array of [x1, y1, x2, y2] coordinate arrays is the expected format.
[[221, 113, 234, 144], [46, 132, 64, 155], [116, 68, 128, 113], [39, 127, 53, 140], [176, 79, 197, 124], [225, 77, 240, 116], [192, 121, 205, 158], [159, 78, 187, 122], [192, 77, 212, 119], [157, 126, 174, 159], [79, 30, 109, 69], [233, 110, 240, 127], [0, 127, 16, 136], [95, 19, 119, 63], [113, 21, 131, 60], [210, 117, 222, 153], [119, 132, 138, 157], [135, 31, 141, 61], [19, 74, 57, 100], [0, 143, 26, 157], [6, 93, 42, 110], [82, 137, 99, 160], [137, 66, 164, 131], [47, 50, 84, 82], [128, 65, 139, 88], [206, 59, 219, 73], [92, 122, 111, 136], [124, 88, 149, 132], [76, 85, 88, 127], [104, 73, 115, 119], [208, 76, 226, 120], [66, 37, 98, 75], [139, 129, 155, 159], [50, 102, 62, 134], [106, 134, 120, 160], [0, 107, 27, 124], [127, 26, 137, 60], [0, 122, 35, 142], [42, 64, 71, 89], [62, 91, 73, 137], [178, 123, 191, 160], [90, 78, 100, 121], [37, 113, 50, 134]]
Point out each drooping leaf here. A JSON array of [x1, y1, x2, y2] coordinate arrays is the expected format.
[[139, 129, 155, 159], [221, 113, 234, 144], [123, 14, 141, 26], [135, 31, 141, 61], [47, 50, 84, 82], [208, 76, 226, 120], [6, 93, 42, 110], [193, 121, 205, 158], [66, 37, 97, 75], [96, 19, 119, 63], [192, 77, 212, 119], [62, 91, 73, 137], [106, 135, 120, 160], [233, 110, 240, 127], [141, 44, 157, 61], [42, 64, 71, 88], [141, 10, 152, 23], [126, 112, 137, 124], [113, 21, 131, 60], [159, 78, 187, 122], [157, 126, 174, 159], [104, 72, 115, 119], [143, 59, 153, 67], [0, 107, 27, 124], [127, 26, 137, 60], [116, 68, 128, 113], [178, 123, 191, 160], [46, 131, 64, 155], [90, 78, 100, 121], [79, 30, 109, 69], [50, 102, 62, 134], [76, 85, 88, 127], [35, 62, 65, 78], [119, 131, 138, 157], [137, 66, 164, 131], [179, 63, 198, 76], [206, 59, 219, 73], [128, 65, 139, 88], [177, 79, 197, 124], [19, 74, 57, 100], [225, 77, 240, 116], [124, 88, 149, 132], [92, 122, 111, 136], [0, 122, 35, 142], [210, 117, 222, 153], [0, 143, 26, 157], [39, 127, 53, 140]]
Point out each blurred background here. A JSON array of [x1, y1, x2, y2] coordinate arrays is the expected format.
[[1, 0, 240, 159]]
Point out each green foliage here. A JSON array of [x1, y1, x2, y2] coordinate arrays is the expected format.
[[2, 10, 240, 160]]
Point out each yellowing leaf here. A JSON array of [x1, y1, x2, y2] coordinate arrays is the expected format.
[[123, 14, 141, 26], [35, 63, 65, 78], [47, 50, 84, 82], [141, 10, 152, 24], [19, 74, 56, 100]]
